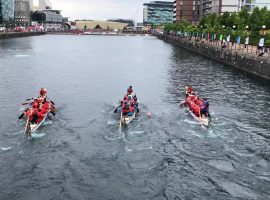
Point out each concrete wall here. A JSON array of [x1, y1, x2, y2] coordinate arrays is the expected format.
[[157, 34, 270, 81], [0, 31, 46, 39]]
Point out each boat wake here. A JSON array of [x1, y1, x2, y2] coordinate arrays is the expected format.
[[29, 133, 46, 139], [14, 54, 31, 58], [1, 146, 12, 151]]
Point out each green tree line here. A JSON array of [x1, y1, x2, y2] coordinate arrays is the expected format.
[[164, 7, 270, 45]]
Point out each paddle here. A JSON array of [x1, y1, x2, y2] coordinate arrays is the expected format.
[[18, 113, 25, 120], [50, 110, 55, 116], [22, 102, 31, 106], [24, 117, 30, 136], [119, 112, 122, 133], [45, 96, 55, 105], [47, 114, 52, 120]]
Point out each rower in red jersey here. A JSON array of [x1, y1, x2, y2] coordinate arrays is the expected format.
[[127, 86, 133, 95], [39, 88, 47, 98]]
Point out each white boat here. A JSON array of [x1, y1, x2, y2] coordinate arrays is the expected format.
[[24, 113, 49, 136], [121, 110, 137, 126], [180, 101, 211, 127], [116, 94, 139, 126]]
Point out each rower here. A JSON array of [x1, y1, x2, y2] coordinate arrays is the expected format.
[[122, 102, 130, 115], [114, 100, 123, 113], [133, 94, 137, 102], [201, 98, 209, 117], [36, 109, 45, 123], [39, 88, 47, 98], [186, 85, 193, 97], [127, 86, 133, 95]]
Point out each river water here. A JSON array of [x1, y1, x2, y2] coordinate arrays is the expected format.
[[0, 35, 270, 200]]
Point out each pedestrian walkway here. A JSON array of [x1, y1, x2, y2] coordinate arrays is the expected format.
[[193, 37, 270, 59]]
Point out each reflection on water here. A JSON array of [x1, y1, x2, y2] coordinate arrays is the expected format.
[[0, 35, 269, 200]]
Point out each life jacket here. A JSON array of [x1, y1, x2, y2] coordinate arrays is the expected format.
[[43, 102, 50, 109], [36, 112, 45, 123], [195, 99, 203, 106], [31, 102, 38, 108], [191, 103, 200, 116], [130, 106, 135, 112], [25, 109, 32, 118], [41, 107, 48, 114], [186, 87, 193, 94], [122, 104, 130, 114], [30, 109, 38, 123]]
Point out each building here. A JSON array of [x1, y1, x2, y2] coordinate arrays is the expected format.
[[38, 0, 52, 10], [108, 19, 134, 27], [242, 0, 270, 11], [74, 20, 128, 31], [143, 1, 174, 25], [174, 0, 245, 24], [0, 0, 15, 26], [32, 9, 62, 30], [173, 0, 200, 24], [14, 0, 30, 26], [200, 0, 240, 17]]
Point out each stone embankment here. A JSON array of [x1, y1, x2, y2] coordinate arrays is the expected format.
[[157, 34, 270, 81], [0, 32, 46, 40]]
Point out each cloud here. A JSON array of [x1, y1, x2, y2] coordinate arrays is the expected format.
[[51, 0, 153, 22]]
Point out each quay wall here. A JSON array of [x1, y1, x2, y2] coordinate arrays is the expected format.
[[157, 34, 270, 81], [0, 32, 46, 40]]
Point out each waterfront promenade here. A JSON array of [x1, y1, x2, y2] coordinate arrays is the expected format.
[[157, 33, 270, 80], [0, 31, 46, 39], [166, 34, 270, 59]]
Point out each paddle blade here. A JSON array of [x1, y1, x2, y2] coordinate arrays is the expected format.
[[47, 115, 52, 120], [18, 113, 24, 120]]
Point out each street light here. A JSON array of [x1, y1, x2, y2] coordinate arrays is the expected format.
[[245, 25, 249, 49], [200, 25, 203, 39], [262, 25, 266, 35]]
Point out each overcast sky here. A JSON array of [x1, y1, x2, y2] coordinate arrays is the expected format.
[[42, 0, 161, 22]]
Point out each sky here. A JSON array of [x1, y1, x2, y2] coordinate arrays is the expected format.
[[34, 0, 162, 22]]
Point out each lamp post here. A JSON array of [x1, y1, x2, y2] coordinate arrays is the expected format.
[[200, 25, 203, 40], [262, 25, 266, 36], [245, 25, 249, 51], [261, 25, 266, 53]]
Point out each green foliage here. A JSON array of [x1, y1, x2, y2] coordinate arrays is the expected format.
[[165, 6, 270, 45]]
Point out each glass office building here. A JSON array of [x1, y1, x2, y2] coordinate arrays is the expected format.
[[14, 0, 30, 26], [143, 1, 174, 25], [0, 0, 15, 25], [242, 0, 270, 11]]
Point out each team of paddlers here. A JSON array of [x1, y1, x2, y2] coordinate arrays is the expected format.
[[185, 86, 209, 117], [114, 86, 139, 116], [19, 88, 55, 124], [19, 85, 210, 134]]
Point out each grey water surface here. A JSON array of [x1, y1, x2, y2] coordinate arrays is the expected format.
[[0, 35, 270, 200]]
